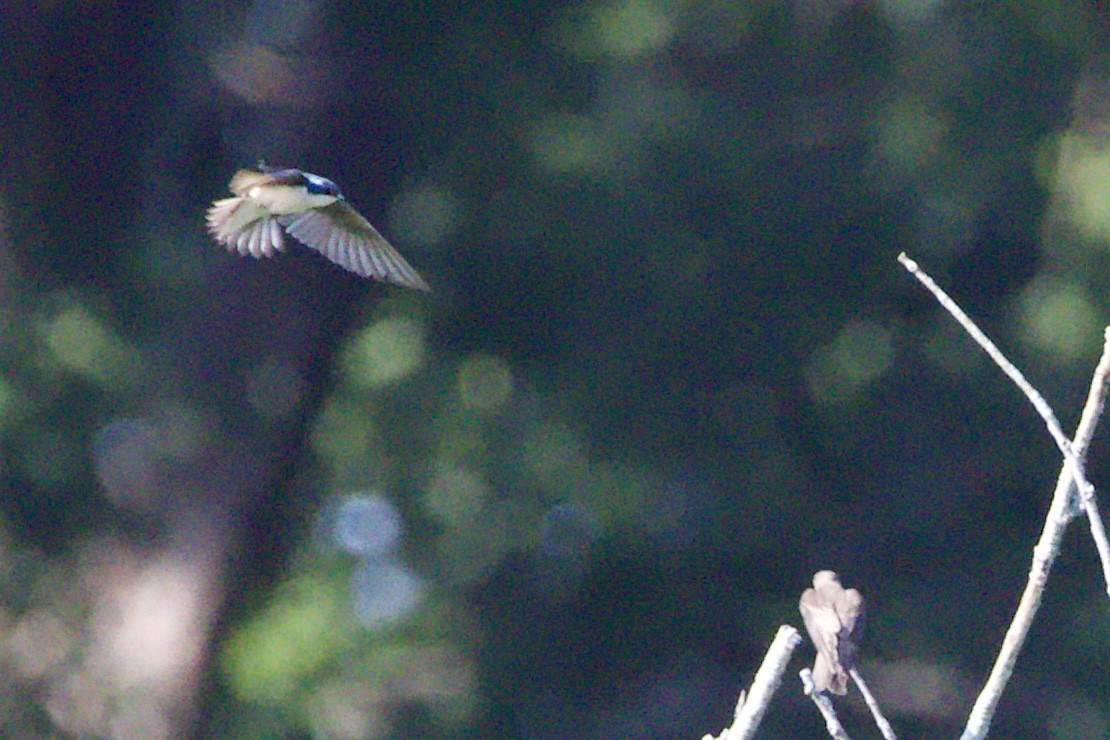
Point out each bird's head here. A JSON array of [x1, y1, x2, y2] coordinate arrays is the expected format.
[[303, 172, 343, 199]]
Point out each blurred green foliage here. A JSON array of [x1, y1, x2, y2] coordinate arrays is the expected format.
[[2, 0, 1110, 737]]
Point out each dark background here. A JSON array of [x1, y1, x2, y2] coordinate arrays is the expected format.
[[2, 0, 1110, 737]]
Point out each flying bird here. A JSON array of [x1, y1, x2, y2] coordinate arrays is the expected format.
[[206, 166, 429, 291], [798, 570, 864, 695]]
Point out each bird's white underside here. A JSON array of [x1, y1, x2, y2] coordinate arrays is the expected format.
[[246, 185, 338, 215]]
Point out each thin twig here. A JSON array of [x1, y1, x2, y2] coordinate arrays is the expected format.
[[849, 668, 896, 740], [800, 670, 852, 739], [897, 253, 1094, 505]]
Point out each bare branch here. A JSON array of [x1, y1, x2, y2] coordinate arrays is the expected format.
[[849, 668, 896, 740], [897, 253, 1110, 738], [1069, 328, 1110, 588], [801, 669, 852, 739], [703, 625, 803, 740], [897, 253, 1094, 506], [960, 329, 1110, 738]]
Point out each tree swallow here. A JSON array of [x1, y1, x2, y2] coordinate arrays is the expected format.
[[799, 570, 864, 695], [206, 166, 429, 291]]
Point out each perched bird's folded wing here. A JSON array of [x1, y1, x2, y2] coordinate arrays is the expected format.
[[837, 588, 864, 669], [279, 201, 430, 290], [800, 589, 845, 673]]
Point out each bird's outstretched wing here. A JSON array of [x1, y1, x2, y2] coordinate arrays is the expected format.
[[231, 214, 286, 257], [278, 201, 430, 290], [206, 196, 285, 257]]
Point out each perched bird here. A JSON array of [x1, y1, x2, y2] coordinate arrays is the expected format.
[[206, 166, 429, 291], [798, 570, 864, 695]]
